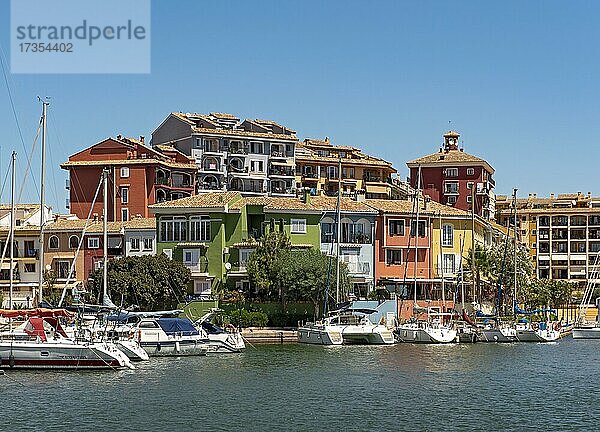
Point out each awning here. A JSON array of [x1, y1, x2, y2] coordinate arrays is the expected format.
[[0, 261, 17, 270], [365, 184, 389, 194], [271, 160, 294, 167]]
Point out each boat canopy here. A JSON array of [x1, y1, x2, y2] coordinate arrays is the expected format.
[[0, 308, 74, 319], [23, 317, 69, 342], [107, 310, 183, 322], [157, 318, 199, 336]]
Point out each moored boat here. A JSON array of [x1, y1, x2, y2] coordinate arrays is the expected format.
[[134, 317, 209, 356], [193, 309, 245, 353]]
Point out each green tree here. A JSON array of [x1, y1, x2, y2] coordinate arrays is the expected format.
[[43, 269, 62, 306], [87, 254, 190, 310], [245, 230, 291, 300], [273, 248, 350, 318], [465, 244, 493, 301]]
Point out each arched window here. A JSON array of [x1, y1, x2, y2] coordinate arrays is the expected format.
[[69, 235, 79, 249], [49, 235, 59, 249], [442, 224, 454, 247]]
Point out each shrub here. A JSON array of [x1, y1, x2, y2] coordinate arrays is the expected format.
[[226, 309, 269, 327]]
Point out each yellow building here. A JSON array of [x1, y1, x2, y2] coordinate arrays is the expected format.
[[295, 138, 409, 199]]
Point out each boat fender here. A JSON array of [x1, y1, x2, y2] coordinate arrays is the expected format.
[[9, 354, 15, 369], [156, 343, 161, 352]]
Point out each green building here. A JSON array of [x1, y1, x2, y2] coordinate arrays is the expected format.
[[149, 192, 321, 299]]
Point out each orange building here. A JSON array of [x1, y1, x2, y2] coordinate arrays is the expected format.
[[61, 136, 197, 221]]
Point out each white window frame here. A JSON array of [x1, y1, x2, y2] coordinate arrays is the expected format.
[[443, 254, 456, 274], [444, 181, 459, 194], [87, 237, 100, 249], [130, 237, 140, 251], [386, 249, 402, 265], [120, 167, 129, 178], [466, 168, 475, 176], [442, 224, 453, 247], [448, 196, 457, 205], [121, 187, 129, 204], [194, 280, 211, 295], [190, 216, 211, 242], [291, 219, 307, 234], [239, 249, 254, 270], [68, 235, 79, 249], [121, 208, 129, 222], [388, 219, 405, 236], [445, 168, 458, 177], [143, 237, 153, 251], [49, 235, 60, 249]]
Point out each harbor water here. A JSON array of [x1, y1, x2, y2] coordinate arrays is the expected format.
[[1, 338, 598, 431]]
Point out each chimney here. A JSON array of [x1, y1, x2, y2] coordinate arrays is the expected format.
[[301, 188, 311, 205], [355, 190, 366, 202], [139, 136, 145, 144], [528, 193, 532, 198], [117, 134, 123, 140], [533, 193, 537, 198], [589, 192, 592, 198], [550, 193, 554, 199], [93, 213, 98, 222]]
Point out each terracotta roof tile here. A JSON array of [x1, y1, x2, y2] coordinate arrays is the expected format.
[[365, 198, 470, 217], [407, 149, 488, 165], [192, 126, 297, 141], [61, 158, 196, 170], [149, 192, 240, 209], [308, 196, 376, 213]]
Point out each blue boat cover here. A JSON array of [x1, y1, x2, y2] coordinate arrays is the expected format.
[[158, 318, 199, 336]]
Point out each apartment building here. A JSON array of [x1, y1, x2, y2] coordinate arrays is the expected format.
[[496, 192, 600, 284], [0, 204, 53, 308], [407, 131, 496, 220], [295, 137, 401, 199], [151, 112, 298, 196], [61, 135, 197, 221]]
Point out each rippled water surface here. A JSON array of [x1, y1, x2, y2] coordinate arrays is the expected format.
[[1, 338, 599, 431]]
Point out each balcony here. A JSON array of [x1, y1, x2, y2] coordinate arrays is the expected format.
[[364, 173, 382, 183], [302, 171, 319, 179], [184, 261, 209, 274], [228, 145, 248, 155], [269, 167, 295, 177], [346, 262, 371, 275]]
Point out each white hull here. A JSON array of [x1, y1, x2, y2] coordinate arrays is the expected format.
[[340, 325, 395, 345], [573, 326, 600, 339], [298, 325, 343, 345], [140, 338, 208, 356], [0, 341, 132, 369], [206, 333, 245, 353], [396, 323, 457, 344], [115, 340, 150, 361]]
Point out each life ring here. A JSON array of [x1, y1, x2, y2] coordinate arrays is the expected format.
[[531, 322, 539, 331], [554, 322, 561, 331]]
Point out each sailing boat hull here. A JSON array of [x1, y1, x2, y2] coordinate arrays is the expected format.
[[478, 328, 516, 343], [396, 325, 457, 344]]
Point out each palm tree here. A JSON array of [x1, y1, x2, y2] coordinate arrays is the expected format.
[[465, 244, 493, 302]]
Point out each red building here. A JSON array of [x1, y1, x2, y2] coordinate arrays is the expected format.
[[62, 136, 197, 220], [406, 131, 496, 220]]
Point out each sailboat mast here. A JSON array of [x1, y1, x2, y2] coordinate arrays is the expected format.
[[335, 154, 342, 304], [513, 188, 518, 319], [438, 211, 445, 311], [103, 169, 108, 303], [413, 165, 421, 303], [471, 185, 475, 303], [38, 99, 48, 305], [9, 151, 16, 309]]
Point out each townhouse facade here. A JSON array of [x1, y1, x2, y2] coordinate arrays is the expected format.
[[295, 137, 401, 199], [151, 112, 298, 197], [0, 205, 53, 308], [496, 192, 600, 285], [407, 131, 496, 220], [61, 135, 197, 221]]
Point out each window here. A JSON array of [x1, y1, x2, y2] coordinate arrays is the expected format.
[[130, 237, 140, 251], [388, 219, 404, 236], [321, 221, 334, 243], [250, 160, 264, 173], [69, 235, 79, 249], [466, 168, 475, 176], [447, 196, 457, 205], [194, 280, 211, 295], [195, 138, 201, 148], [342, 167, 355, 179], [443, 254, 456, 273], [444, 182, 459, 194], [190, 216, 211, 241], [386, 249, 402, 265], [327, 166, 338, 179], [87, 237, 99, 249], [49, 235, 59, 249], [291, 219, 307, 234], [160, 217, 187, 242], [467, 182, 474, 190], [466, 195, 472, 203], [121, 208, 129, 221], [445, 168, 458, 177], [442, 224, 453, 247], [120, 167, 129, 178], [24, 263, 36, 273], [24, 240, 36, 257], [143, 238, 153, 251], [239, 249, 254, 270], [410, 220, 426, 237], [249, 142, 264, 154], [56, 261, 71, 279], [532, 229, 537, 235], [121, 187, 129, 204]]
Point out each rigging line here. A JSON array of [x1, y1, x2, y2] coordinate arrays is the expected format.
[[0, 159, 11, 200], [48, 110, 63, 211], [0, 41, 40, 196], [16, 118, 42, 204]]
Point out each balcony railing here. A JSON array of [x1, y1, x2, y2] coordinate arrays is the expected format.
[[184, 262, 209, 273], [269, 168, 295, 177], [302, 171, 318, 179], [271, 187, 295, 195], [346, 262, 370, 275], [229, 147, 248, 155]]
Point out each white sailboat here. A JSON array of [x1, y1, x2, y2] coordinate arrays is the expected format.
[[573, 253, 600, 339]]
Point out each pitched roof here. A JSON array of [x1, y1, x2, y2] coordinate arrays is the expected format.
[[308, 196, 376, 213], [365, 198, 470, 217], [149, 192, 240, 210], [45, 217, 155, 233], [407, 149, 489, 166], [61, 158, 196, 170]]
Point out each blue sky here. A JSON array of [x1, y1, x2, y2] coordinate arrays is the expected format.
[[1, 0, 599, 212]]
